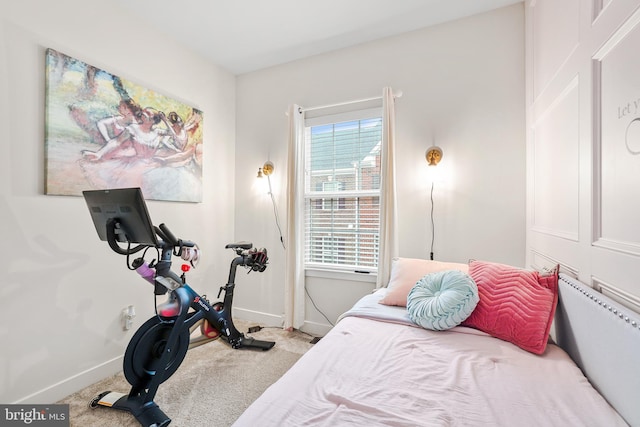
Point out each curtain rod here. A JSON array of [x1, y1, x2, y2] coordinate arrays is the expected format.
[[295, 91, 403, 114]]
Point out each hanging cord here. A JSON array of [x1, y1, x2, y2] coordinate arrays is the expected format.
[[430, 181, 435, 260], [305, 284, 335, 327], [267, 175, 286, 249]]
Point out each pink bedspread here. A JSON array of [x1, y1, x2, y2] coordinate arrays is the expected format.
[[234, 312, 627, 426]]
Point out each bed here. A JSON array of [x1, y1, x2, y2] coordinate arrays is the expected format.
[[233, 259, 640, 426]]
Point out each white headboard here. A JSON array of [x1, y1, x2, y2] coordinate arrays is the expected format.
[[555, 273, 640, 426]]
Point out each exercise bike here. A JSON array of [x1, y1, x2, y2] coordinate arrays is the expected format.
[[82, 188, 274, 427]]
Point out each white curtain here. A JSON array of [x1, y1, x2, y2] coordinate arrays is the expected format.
[[284, 104, 306, 330], [376, 87, 398, 289], [284, 90, 397, 326]]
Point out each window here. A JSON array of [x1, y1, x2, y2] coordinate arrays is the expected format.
[[304, 109, 382, 272]]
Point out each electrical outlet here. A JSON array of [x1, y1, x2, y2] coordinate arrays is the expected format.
[[122, 305, 136, 330]]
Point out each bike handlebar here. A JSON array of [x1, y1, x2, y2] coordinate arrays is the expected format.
[[106, 219, 268, 273], [156, 223, 196, 248], [231, 247, 268, 271]]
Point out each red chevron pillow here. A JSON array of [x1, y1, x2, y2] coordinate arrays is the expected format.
[[461, 260, 558, 355]]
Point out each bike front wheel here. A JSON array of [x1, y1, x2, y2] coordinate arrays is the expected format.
[[123, 316, 190, 388]]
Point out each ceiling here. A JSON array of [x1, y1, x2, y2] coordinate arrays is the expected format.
[[113, 0, 522, 75]]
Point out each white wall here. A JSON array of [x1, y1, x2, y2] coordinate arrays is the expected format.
[[525, 1, 640, 308], [0, 1, 236, 403], [234, 4, 526, 334], [0, 1, 527, 404]]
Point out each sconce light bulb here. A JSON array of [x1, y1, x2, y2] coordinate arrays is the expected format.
[[257, 168, 263, 178], [426, 146, 443, 166], [263, 161, 274, 176]]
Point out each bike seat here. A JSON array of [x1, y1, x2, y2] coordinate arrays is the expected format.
[[225, 242, 253, 250]]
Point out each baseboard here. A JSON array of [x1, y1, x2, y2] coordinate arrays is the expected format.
[[299, 320, 333, 337], [233, 307, 333, 337], [232, 306, 284, 327], [14, 356, 122, 404]]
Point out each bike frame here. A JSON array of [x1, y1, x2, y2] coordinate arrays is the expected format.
[[90, 218, 273, 427], [155, 242, 250, 349]]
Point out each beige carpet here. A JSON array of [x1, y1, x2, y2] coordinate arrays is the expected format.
[[59, 320, 314, 427]]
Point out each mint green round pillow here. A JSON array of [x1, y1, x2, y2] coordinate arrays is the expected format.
[[407, 270, 479, 331]]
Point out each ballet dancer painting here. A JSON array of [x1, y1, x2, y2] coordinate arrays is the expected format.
[[45, 48, 203, 202]]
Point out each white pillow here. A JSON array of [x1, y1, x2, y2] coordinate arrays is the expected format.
[[378, 257, 469, 307]]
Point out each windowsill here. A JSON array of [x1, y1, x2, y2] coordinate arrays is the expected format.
[[305, 267, 377, 283]]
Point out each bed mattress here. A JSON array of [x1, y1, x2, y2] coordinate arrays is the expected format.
[[233, 289, 627, 426]]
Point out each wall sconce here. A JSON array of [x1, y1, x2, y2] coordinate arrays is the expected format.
[[425, 146, 443, 261], [425, 146, 443, 166], [257, 161, 274, 178], [256, 160, 285, 249]]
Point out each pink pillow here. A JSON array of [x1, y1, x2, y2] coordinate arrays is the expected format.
[[461, 260, 559, 355], [379, 257, 469, 307]]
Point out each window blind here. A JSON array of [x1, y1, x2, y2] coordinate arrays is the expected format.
[[304, 115, 382, 271]]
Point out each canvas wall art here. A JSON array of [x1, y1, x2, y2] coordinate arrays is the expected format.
[[45, 48, 203, 202]]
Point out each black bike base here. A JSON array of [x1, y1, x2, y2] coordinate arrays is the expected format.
[[90, 391, 171, 427], [241, 336, 276, 351], [221, 333, 275, 351]]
